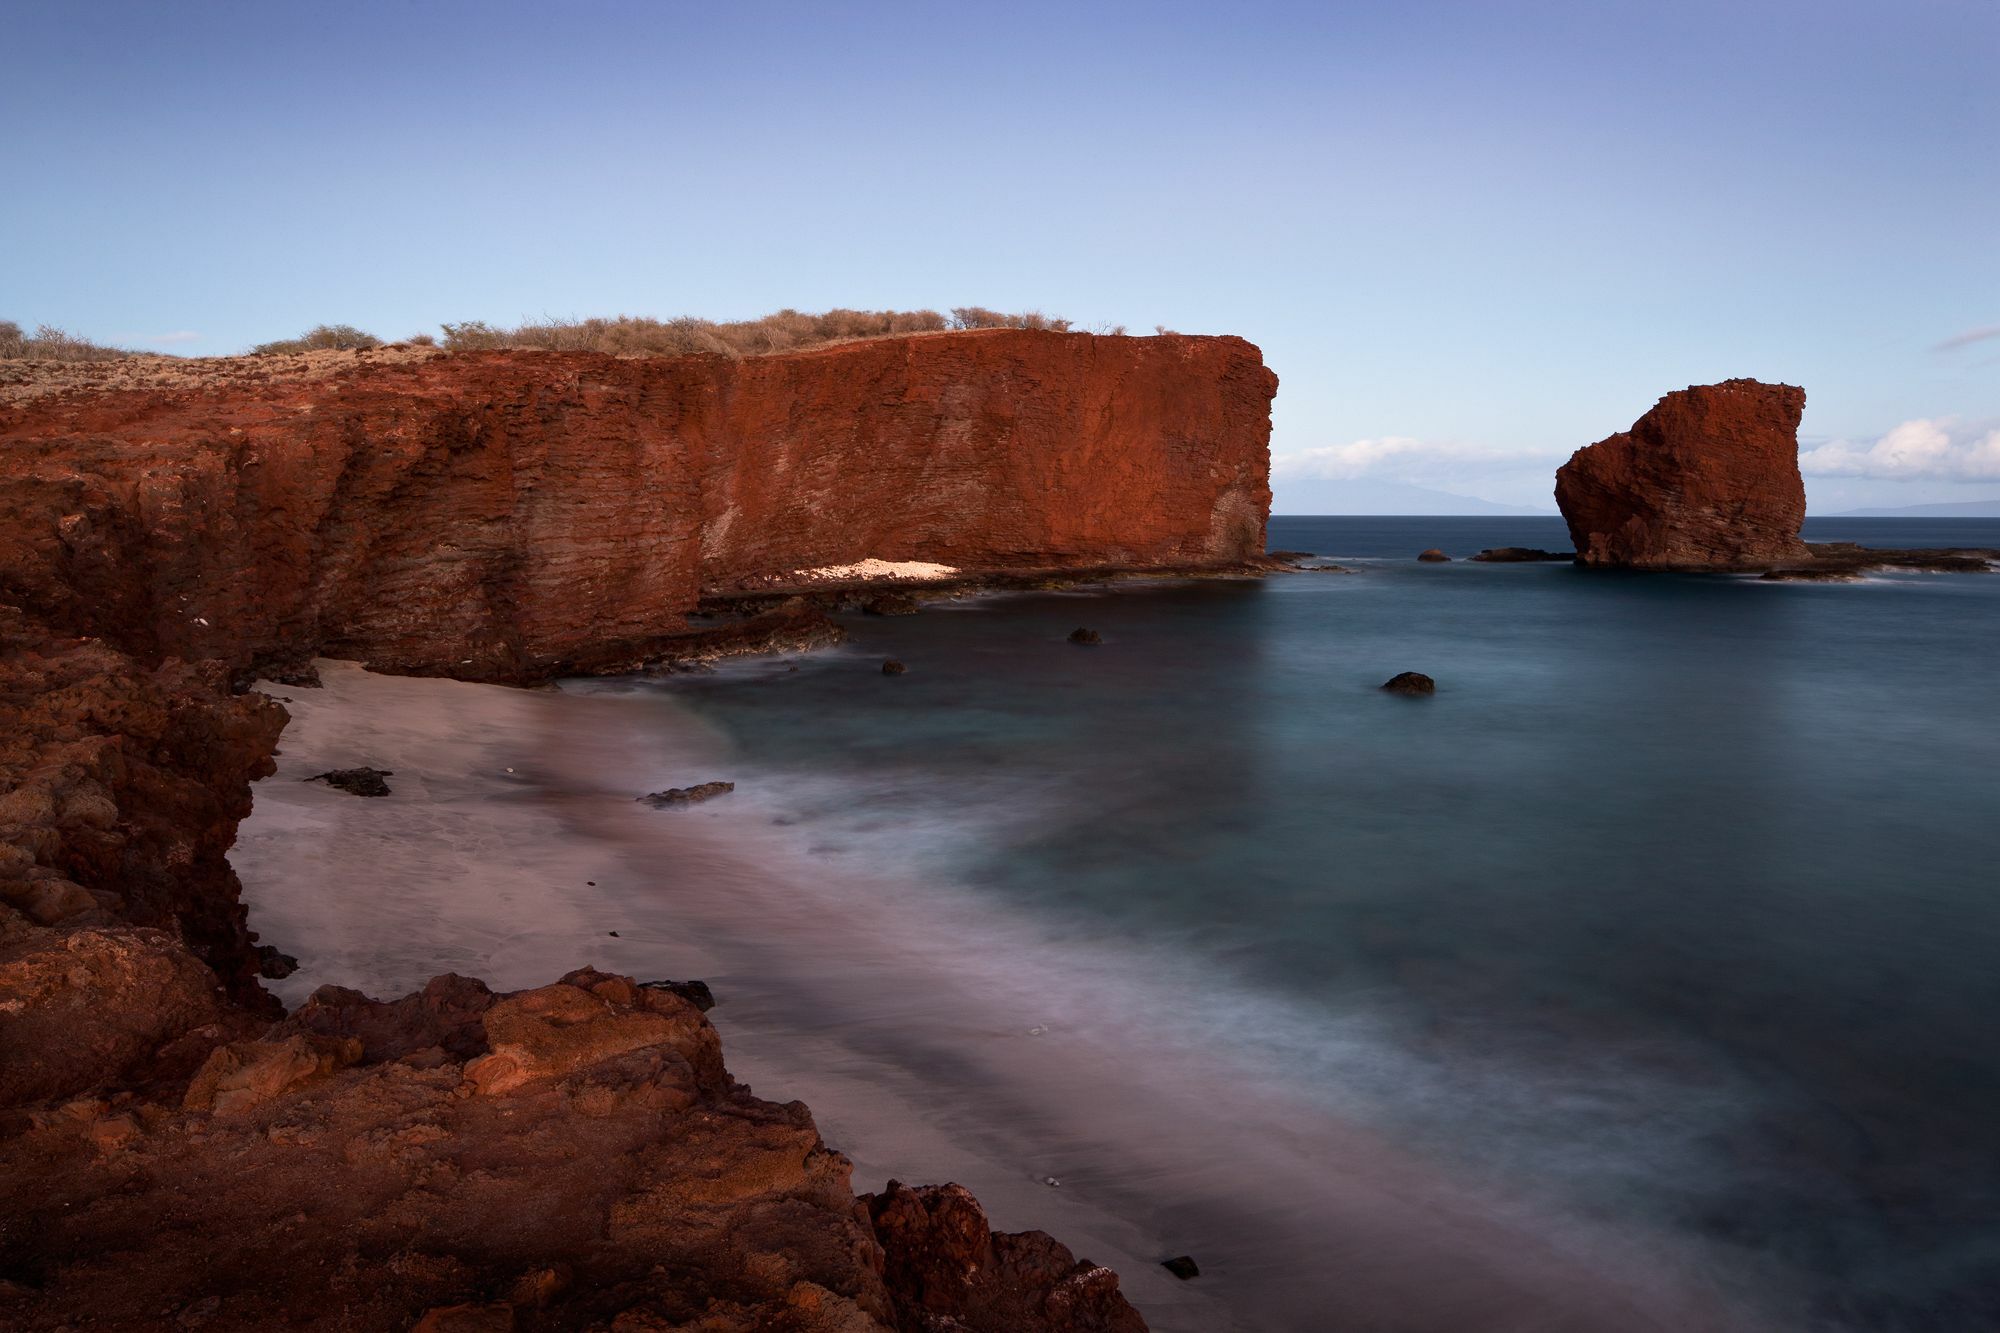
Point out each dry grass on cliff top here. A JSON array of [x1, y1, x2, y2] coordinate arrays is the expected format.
[[0, 321, 137, 363], [3, 308, 1106, 369], [0, 309, 1115, 403], [435, 307, 1092, 356]]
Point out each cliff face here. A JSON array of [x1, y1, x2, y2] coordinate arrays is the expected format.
[[0, 330, 1268, 1331], [1555, 378, 1810, 570], [0, 331, 1274, 681]]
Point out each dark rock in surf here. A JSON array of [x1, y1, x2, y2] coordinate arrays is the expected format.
[[1068, 627, 1102, 645], [1760, 567, 1863, 583], [1381, 672, 1436, 695], [882, 658, 908, 675], [1267, 550, 1315, 561], [1470, 548, 1573, 563], [637, 781, 734, 808], [863, 592, 921, 616], [307, 767, 393, 797], [1417, 548, 1451, 562], [1161, 1255, 1201, 1280], [255, 945, 299, 979]]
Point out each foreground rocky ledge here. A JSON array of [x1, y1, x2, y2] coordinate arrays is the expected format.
[[0, 964, 1143, 1332], [1, 331, 1251, 1328]]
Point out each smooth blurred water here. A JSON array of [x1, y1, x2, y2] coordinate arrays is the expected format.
[[643, 518, 2000, 1331]]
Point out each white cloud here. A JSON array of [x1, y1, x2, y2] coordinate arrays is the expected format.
[[1273, 437, 1557, 482], [1799, 418, 2000, 481]]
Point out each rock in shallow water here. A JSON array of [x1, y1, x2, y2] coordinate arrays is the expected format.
[[882, 658, 908, 675], [307, 767, 392, 797], [1381, 672, 1436, 695], [1161, 1255, 1201, 1280], [1068, 627, 1102, 645], [636, 781, 735, 808], [1417, 548, 1451, 562]]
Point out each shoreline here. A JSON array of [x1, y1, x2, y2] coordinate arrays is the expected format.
[[233, 656, 1761, 1333]]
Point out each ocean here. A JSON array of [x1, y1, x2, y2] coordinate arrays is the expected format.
[[617, 515, 2000, 1332], [235, 515, 2000, 1332]]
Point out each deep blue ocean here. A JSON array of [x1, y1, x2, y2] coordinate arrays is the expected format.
[[645, 516, 2000, 1332]]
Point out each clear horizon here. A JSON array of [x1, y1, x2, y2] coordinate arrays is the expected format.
[[5, 0, 1994, 513]]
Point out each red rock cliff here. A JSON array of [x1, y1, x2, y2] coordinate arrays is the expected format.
[[0, 330, 1275, 681], [1554, 378, 1810, 570], [0, 330, 1271, 1331]]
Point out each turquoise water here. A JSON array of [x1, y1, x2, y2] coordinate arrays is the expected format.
[[649, 517, 2000, 1331]]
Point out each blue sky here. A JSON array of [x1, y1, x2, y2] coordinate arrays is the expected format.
[[4, 0, 1995, 512]]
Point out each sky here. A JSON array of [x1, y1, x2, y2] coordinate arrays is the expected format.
[[3, 0, 1995, 513]]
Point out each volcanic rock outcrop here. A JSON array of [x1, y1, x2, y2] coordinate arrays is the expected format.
[[1555, 378, 1810, 570], [2, 329, 1265, 1330]]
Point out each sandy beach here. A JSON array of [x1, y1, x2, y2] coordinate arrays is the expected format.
[[232, 658, 1759, 1333]]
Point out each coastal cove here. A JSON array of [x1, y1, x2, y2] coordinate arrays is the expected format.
[[232, 517, 2000, 1332]]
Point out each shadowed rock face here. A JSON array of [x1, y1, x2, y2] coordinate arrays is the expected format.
[[1555, 379, 1809, 570]]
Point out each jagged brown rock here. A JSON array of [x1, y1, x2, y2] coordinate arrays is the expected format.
[[1555, 378, 1810, 570]]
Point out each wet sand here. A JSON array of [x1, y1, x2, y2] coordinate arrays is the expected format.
[[233, 659, 1766, 1333]]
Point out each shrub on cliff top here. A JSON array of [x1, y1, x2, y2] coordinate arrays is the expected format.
[[0, 321, 136, 362], [436, 307, 1075, 358], [947, 307, 1073, 332], [251, 324, 383, 355]]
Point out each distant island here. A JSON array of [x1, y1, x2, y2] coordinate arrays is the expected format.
[[1832, 499, 2000, 518], [1272, 477, 1552, 516]]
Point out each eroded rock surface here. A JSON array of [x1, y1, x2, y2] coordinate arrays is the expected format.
[[1555, 378, 1810, 570]]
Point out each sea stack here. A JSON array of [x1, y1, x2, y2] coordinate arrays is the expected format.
[[1554, 379, 1810, 570]]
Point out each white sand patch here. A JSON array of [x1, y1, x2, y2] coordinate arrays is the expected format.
[[793, 557, 959, 582]]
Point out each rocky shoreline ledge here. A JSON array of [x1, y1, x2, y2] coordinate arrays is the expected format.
[[0, 332, 1283, 1330]]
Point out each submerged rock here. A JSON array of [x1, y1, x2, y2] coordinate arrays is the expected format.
[[1416, 548, 1451, 562], [307, 767, 392, 797], [637, 781, 734, 808], [1161, 1255, 1201, 1280], [882, 658, 908, 675], [1381, 672, 1436, 695], [1068, 627, 1102, 644], [1556, 378, 1810, 570]]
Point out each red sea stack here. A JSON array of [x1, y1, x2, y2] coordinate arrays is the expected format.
[[1555, 378, 1810, 570]]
